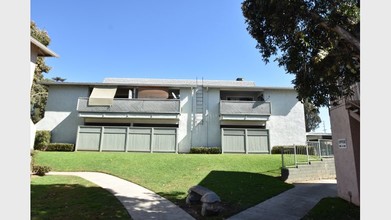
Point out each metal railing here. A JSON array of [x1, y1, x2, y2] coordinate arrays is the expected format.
[[220, 100, 271, 115], [281, 140, 333, 168], [77, 97, 180, 114]]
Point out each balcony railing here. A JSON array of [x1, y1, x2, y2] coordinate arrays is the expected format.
[[77, 98, 180, 114], [220, 100, 271, 116]]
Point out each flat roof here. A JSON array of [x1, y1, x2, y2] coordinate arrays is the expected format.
[[40, 80, 295, 91]]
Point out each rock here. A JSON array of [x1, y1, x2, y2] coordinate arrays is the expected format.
[[186, 185, 222, 216]]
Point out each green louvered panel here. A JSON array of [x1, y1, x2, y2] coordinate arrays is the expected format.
[[127, 134, 151, 152], [247, 129, 269, 153], [76, 126, 101, 151], [153, 129, 176, 152], [222, 128, 269, 154], [76, 126, 177, 153], [222, 134, 245, 153], [101, 127, 127, 151]]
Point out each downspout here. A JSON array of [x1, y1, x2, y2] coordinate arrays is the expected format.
[[190, 87, 194, 147], [206, 87, 209, 147]]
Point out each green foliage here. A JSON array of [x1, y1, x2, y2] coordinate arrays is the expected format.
[[31, 21, 50, 46], [32, 165, 52, 176], [304, 99, 322, 132], [51, 76, 66, 82], [34, 130, 51, 150], [31, 21, 52, 123], [189, 147, 221, 154], [41, 143, 75, 152], [242, 0, 360, 107]]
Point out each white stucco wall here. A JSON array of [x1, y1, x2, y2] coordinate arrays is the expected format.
[[178, 88, 192, 152], [36, 85, 89, 144], [205, 88, 221, 147], [264, 89, 306, 148], [177, 88, 222, 152]]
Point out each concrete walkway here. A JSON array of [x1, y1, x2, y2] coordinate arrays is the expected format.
[[227, 179, 337, 220], [48, 172, 195, 220], [47, 172, 336, 220]]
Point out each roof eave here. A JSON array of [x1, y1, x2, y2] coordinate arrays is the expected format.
[[31, 36, 59, 58]]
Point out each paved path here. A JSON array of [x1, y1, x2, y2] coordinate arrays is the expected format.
[[48, 172, 336, 220], [48, 172, 195, 220], [227, 179, 337, 220]]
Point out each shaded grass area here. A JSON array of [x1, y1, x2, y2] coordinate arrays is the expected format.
[[301, 197, 360, 220], [34, 152, 293, 219], [31, 175, 131, 219]]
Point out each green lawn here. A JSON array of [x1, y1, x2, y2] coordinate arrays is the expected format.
[[33, 151, 293, 219], [31, 175, 131, 220], [301, 197, 360, 220]]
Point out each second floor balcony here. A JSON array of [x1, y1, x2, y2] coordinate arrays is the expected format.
[[220, 100, 271, 121], [77, 97, 180, 119]]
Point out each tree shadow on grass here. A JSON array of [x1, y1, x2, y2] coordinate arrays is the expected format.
[[177, 170, 294, 220], [31, 183, 131, 220]]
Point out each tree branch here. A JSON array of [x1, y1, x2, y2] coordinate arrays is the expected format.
[[311, 12, 360, 51]]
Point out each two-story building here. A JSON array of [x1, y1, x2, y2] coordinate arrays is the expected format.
[[36, 77, 306, 153]]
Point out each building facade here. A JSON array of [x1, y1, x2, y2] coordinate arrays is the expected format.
[[36, 78, 306, 153], [329, 82, 360, 206]]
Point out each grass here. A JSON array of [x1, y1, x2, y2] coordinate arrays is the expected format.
[[33, 151, 293, 219], [31, 175, 131, 220], [301, 197, 360, 220]]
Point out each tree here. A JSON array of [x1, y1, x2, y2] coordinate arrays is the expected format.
[[52, 76, 66, 82], [242, 0, 360, 107], [303, 99, 322, 132], [30, 21, 52, 123]]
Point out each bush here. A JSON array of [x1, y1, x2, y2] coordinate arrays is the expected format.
[[271, 145, 315, 155], [39, 143, 75, 152], [190, 147, 221, 154], [32, 165, 51, 176], [30, 149, 36, 172], [271, 146, 284, 154], [34, 130, 51, 150]]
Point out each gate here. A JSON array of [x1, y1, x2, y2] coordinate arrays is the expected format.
[[76, 126, 177, 153], [221, 128, 270, 153]]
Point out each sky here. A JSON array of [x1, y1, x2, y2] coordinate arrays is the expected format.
[[31, 0, 331, 133]]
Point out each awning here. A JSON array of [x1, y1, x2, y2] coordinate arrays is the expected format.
[[88, 87, 117, 106]]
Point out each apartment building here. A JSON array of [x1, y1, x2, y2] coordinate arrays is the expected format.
[[36, 77, 306, 153]]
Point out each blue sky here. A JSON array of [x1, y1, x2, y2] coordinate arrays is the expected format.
[[31, 0, 331, 132]]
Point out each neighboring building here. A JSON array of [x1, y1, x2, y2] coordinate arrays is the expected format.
[[306, 132, 334, 158], [306, 132, 332, 142], [36, 77, 306, 153], [30, 36, 59, 149], [329, 82, 360, 206]]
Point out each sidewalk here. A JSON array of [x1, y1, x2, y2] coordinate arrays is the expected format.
[[48, 172, 195, 220], [48, 172, 336, 220], [227, 179, 337, 220]]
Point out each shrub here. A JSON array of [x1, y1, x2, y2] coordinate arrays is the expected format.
[[271, 146, 284, 154], [34, 130, 51, 150], [30, 149, 36, 172], [32, 165, 51, 176], [190, 147, 221, 154], [42, 143, 75, 152]]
